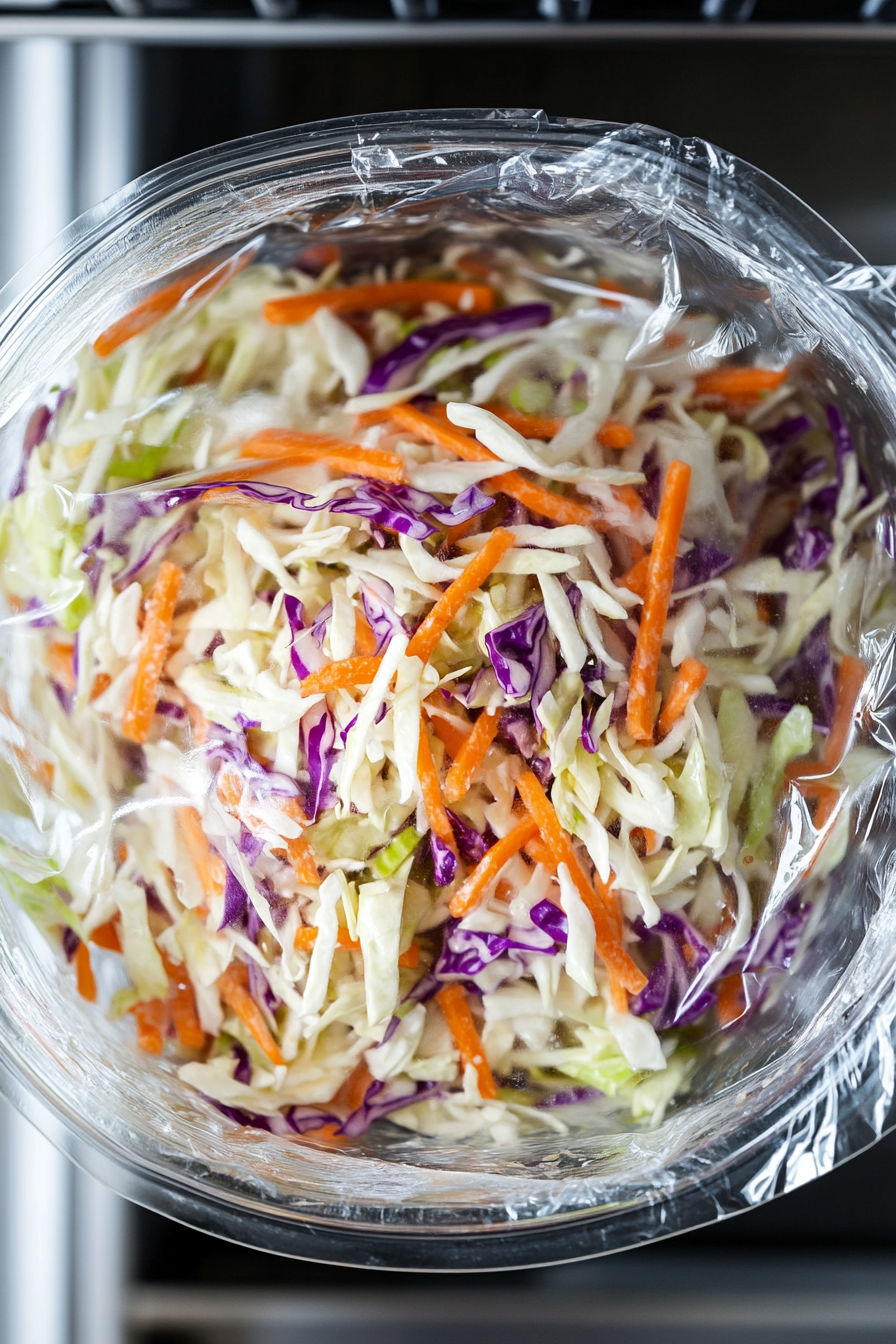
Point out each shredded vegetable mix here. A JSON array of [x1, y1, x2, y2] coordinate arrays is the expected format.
[[1, 236, 891, 1147]]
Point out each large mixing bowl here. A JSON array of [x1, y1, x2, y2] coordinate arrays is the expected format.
[[1, 110, 895, 1270]]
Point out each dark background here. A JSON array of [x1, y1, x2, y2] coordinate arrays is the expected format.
[[140, 38, 896, 261]]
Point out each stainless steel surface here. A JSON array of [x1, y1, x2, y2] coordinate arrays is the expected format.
[[0, 17, 892, 43]]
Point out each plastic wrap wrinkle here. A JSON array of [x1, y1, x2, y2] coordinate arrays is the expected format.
[[2, 110, 896, 1264]]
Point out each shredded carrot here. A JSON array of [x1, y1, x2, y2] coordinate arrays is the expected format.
[[90, 672, 112, 702], [352, 408, 396, 430], [417, 729, 457, 849], [625, 460, 691, 743], [448, 817, 538, 918], [428, 711, 471, 760], [217, 768, 242, 810], [130, 999, 168, 1054], [812, 784, 842, 834], [264, 280, 494, 326], [482, 404, 564, 440], [94, 252, 252, 359], [121, 562, 183, 744], [275, 796, 321, 888], [437, 983, 497, 1100], [296, 926, 372, 953], [177, 806, 226, 902], [441, 513, 485, 548], [354, 608, 378, 657], [298, 242, 340, 272], [632, 827, 658, 857], [162, 953, 205, 1049], [613, 484, 648, 519], [695, 367, 788, 399], [300, 656, 383, 696], [657, 658, 709, 738], [332, 1060, 374, 1114], [74, 941, 96, 1003], [443, 709, 501, 805], [716, 973, 747, 1027], [47, 642, 76, 690], [515, 769, 646, 1002], [389, 404, 594, 528], [90, 919, 121, 953], [240, 429, 407, 485], [407, 528, 515, 664], [597, 420, 635, 450], [218, 960, 285, 1067], [187, 703, 208, 745], [524, 835, 555, 868], [620, 554, 649, 599], [399, 942, 421, 969], [823, 655, 865, 771]]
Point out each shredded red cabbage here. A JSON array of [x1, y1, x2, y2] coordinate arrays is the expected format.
[[361, 303, 552, 395]]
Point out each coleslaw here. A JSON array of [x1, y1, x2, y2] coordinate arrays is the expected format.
[[0, 237, 890, 1146]]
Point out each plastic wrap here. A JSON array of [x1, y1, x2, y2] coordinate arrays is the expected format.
[[0, 110, 896, 1270]]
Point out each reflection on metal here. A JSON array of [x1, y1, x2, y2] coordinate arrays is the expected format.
[[125, 1283, 896, 1333], [0, 16, 891, 42], [0, 38, 138, 286], [701, 0, 756, 19], [4, 38, 74, 278], [4, 1109, 71, 1344], [77, 42, 140, 217], [537, 0, 592, 20], [390, 0, 441, 18], [74, 1165, 128, 1344]]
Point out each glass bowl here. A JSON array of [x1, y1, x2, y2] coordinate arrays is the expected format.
[[1, 109, 895, 1271]]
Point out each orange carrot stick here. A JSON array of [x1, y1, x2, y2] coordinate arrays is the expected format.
[[275, 796, 321, 888], [657, 657, 709, 738], [443, 709, 501, 805], [90, 919, 122, 953], [448, 817, 538, 918], [162, 953, 205, 1049], [436, 983, 497, 1100], [130, 999, 168, 1054], [625, 460, 691, 743], [695, 367, 788, 399], [524, 835, 555, 868], [294, 926, 419, 966], [240, 429, 407, 485], [716, 972, 746, 1027], [94, 251, 252, 359], [482, 405, 564, 440], [619, 554, 649, 599], [417, 729, 457, 849], [177, 806, 226, 901], [121, 562, 183, 744], [354, 608, 378, 657], [218, 961, 285, 1067], [264, 280, 494, 325], [823, 655, 865, 771], [407, 528, 515, 664], [389, 404, 594, 528], [333, 1060, 374, 1114], [428, 711, 471, 760], [489, 472, 595, 528], [74, 941, 96, 1003], [300, 656, 383, 696], [515, 769, 646, 1001], [398, 942, 421, 969], [597, 420, 635, 450], [47, 642, 76, 690]]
